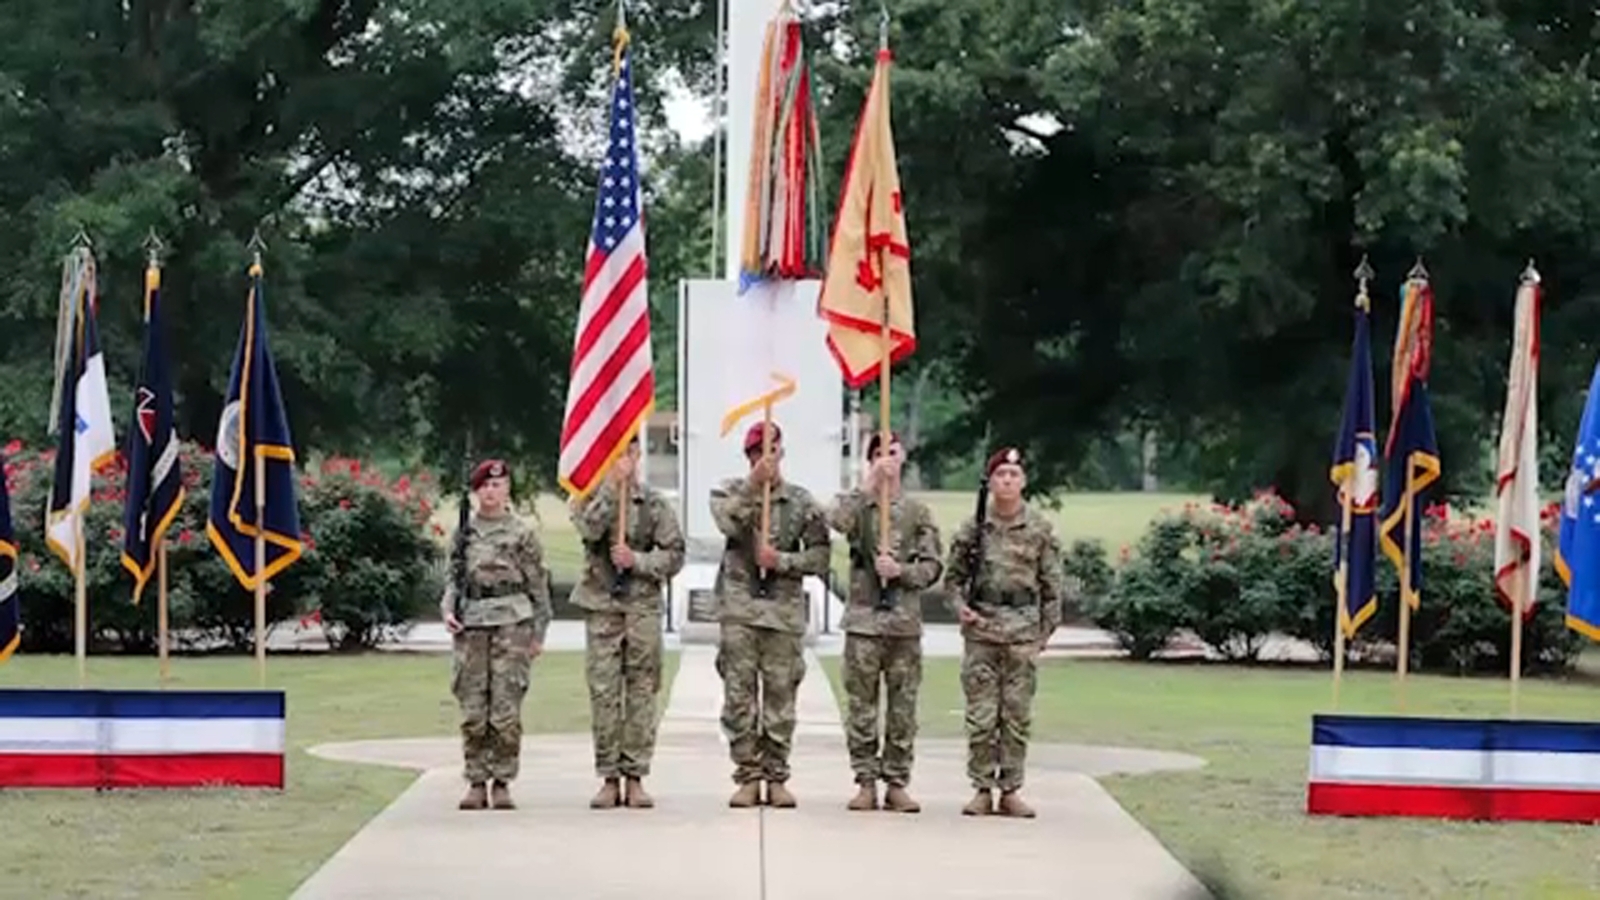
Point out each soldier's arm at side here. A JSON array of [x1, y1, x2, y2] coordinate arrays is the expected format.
[[634, 497, 686, 579], [1036, 524, 1065, 639], [519, 527, 554, 643], [568, 487, 615, 543], [900, 509, 945, 591], [941, 520, 975, 616], [777, 500, 832, 576], [825, 489, 865, 536], [709, 479, 756, 538]]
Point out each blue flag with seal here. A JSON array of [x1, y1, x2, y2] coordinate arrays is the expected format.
[[1378, 270, 1441, 610], [0, 448, 19, 662], [1557, 359, 1600, 640], [121, 258, 186, 603], [206, 258, 302, 589], [1331, 285, 1379, 637]]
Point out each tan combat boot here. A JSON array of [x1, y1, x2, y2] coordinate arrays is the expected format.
[[961, 788, 993, 816], [489, 781, 515, 810], [883, 784, 921, 814], [728, 781, 761, 808], [846, 782, 878, 811], [590, 778, 621, 809], [624, 777, 654, 809], [998, 790, 1036, 818], [765, 781, 797, 808], [459, 782, 488, 810]]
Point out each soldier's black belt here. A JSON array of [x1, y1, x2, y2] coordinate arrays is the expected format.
[[466, 583, 525, 601]]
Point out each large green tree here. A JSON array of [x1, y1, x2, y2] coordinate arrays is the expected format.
[[0, 0, 712, 490]]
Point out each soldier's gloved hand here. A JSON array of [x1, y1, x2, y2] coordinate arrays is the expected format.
[[757, 542, 780, 570], [874, 553, 902, 580], [610, 543, 635, 569], [443, 611, 463, 634]]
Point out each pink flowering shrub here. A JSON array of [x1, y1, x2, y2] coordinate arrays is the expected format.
[[3, 441, 441, 654], [1090, 489, 1583, 673]]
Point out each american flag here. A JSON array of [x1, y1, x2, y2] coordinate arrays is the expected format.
[[558, 42, 653, 498]]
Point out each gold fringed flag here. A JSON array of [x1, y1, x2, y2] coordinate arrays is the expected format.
[[738, 2, 825, 288], [816, 45, 914, 388]]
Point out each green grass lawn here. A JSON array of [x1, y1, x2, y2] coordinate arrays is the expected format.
[[439, 488, 1206, 584], [0, 651, 673, 900], [823, 655, 1600, 900]]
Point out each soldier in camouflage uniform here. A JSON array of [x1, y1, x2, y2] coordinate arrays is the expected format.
[[568, 437, 685, 810], [942, 447, 1064, 818], [440, 459, 553, 811], [709, 421, 831, 809], [827, 431, 943, 813]]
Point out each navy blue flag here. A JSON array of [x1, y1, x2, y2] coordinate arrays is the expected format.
[[1557, 359, 1600, 640], [121, 261, 185, 603], [206, 260, 302, 589], [0, 449, 18, 662], [1378, 276, 1441, 610], [1331, 291, 1379, 637]]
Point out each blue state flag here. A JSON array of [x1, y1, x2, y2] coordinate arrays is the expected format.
[[1378, 276, 1441, 609], [121, 261, 185, 602], [0, 448, 18, 662], [1331, 293, 1379, 636], [206, 260, 301, 589], [1557, 359, 1600, 640]]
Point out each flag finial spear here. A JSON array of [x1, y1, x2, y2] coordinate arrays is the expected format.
[[69, 225, 92, 253], [144, 228, 165, 268], [1407, 256, 1429, 282], [247, 229, 267, 271], [879, 1, 890, 50], [1354, 254, 1374, 311], [611, 0, 630, 73], [1521, 259, 1540, 285]]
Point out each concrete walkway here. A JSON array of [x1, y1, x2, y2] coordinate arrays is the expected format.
[[291, 645, 1211, 899]]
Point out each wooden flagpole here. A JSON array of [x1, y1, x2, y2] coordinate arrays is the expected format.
[[1334, 258, 1372, 709], [75, 517, 86, 687], [158, 541, 170, 686], [1509, 259, 1539, 718], [873, 2, 894, 572], [250, 231, 268, 688], [1397, 464, 1414, 711], [759, 399, 774, 577]]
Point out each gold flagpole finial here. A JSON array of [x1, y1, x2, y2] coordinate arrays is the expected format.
[[1353, 254, 1374, 311], [144, 228, 166, 268], [1521, 258, 1540, 285], [247, 229, 267, 273], [1406, 256, 1429, 282], [611, 0, 630, 73]]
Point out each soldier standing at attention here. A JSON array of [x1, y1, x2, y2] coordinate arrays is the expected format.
[[568, 437, 685, 810], [440, 459, 553, 811], [827, 431, 943, 813], [942, 447, 1064, 818], [709, 421, 831, 809]]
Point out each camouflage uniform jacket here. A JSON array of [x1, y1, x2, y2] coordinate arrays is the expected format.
[[568, 479, 686, 614], [941, 503, 1064, 645], [441, 510, 554, 641], [827, 487, 943, 637], [709, 476, 831, 634]]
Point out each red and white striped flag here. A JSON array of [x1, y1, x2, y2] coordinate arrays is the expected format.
[[558, 31, 653, 498], [1494, 265, 1541, 619]]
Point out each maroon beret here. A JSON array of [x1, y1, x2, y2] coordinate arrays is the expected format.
[[470, 459, 510, 489], [866, 430, 901, 459], [986, 447, 1023, 478], [744, 422, 782, 453]]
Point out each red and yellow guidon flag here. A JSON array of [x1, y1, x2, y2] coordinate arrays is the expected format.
[[817, 47, 914, 388]]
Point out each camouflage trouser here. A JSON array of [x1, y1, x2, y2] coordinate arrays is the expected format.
[[585, 610, 664, 778], [960, 638, 1038, 791], [452, 621, 534, 784], [842, 633, 921, 786], [716, 622, 805, 784]]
